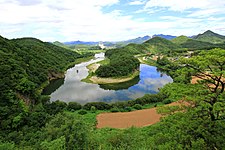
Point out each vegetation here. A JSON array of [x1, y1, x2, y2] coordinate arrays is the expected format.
[[1, 32, 225, 149], [193, 30, 225, 44], [96, 46, 140, 77], [0, 35, 85, 137], [171, 35, 189, 44]]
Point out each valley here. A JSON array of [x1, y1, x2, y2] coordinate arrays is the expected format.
[[1, 30, 225, 149]]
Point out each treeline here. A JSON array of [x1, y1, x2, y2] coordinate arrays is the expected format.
[[96, 46, 140, 77], [44, 92, 168, 115]]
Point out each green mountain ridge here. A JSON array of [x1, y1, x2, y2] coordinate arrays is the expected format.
[[0, 36, 82, 108], [171, 35, 189, 44], [193, 30, 225, 44], [143, 36, 182, 53]]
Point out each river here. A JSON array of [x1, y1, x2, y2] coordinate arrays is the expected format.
[[43, 53, 173, 104]]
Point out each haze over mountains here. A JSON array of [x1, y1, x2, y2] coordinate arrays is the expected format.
[[58, 30, 225, 49]]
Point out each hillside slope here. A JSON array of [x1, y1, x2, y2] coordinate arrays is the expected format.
[[171, 36, 189, 44], [144, 37, 182, 53], [0, 36, 81, 105], [193, 30, 225, 44]]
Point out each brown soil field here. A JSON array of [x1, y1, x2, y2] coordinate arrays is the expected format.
[[96, 101, 186, 129]]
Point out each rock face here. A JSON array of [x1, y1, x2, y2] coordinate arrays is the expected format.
[[48, 71, 65, 80]]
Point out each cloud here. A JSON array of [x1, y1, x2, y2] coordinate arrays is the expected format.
[[145, 0, 213, 11], [129, 0, 146, 5], [0, 0, 225, 41]]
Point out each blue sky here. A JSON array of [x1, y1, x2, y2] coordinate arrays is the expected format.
[[0, 0, 225, 42]]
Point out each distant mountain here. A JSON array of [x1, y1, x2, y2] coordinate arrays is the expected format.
[[171, 36, 190, 44], [64, 41, 99, 45], [193, 30, 225, 44], [118, 35, 151, 45], [152, 34, 176, 40], [63, 35, 151, 48]]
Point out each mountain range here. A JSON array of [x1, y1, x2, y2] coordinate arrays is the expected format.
[[60, 30, 225, 48]]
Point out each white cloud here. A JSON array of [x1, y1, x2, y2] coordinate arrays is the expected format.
[[137, 0, 224, 15], [129, 0, 146, 5], [0, 0, 225, 41], [145, 0, 212, 11]]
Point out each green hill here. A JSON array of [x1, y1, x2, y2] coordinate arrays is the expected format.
[[171, 35, 190, 44], [0, 36, 82, 106], [52, 41, 70, 49], [144, 37, 182, 53], [180, 38, 223, 50], [193, 30, 225, 44]]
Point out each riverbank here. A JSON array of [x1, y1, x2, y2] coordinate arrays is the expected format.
[[82, 61, 140, 84], [38, 56, 94, 95]]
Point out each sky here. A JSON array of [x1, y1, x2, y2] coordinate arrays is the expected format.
[[0, 0, 225, 42]]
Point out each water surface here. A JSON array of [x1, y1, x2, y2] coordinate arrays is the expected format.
[[44, 53, 173, 104]]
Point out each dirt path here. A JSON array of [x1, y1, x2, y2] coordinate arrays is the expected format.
[[97, 101, 185, 129]]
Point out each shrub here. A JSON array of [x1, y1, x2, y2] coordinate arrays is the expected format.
[[83, 102, 111, 110], [123, 107, 132, 112], [90, 106, 96, 113], [110, 101, 129, 109], [110, 107, 120, 112], [67, 102, 82, 111], [45, 100, 67, 115], [78, 110, 87, 115], [133, 104, 142, 110], [162, 99, 173, 104]]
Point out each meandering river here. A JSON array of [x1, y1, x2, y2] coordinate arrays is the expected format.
[[43, 53, 173, 104]]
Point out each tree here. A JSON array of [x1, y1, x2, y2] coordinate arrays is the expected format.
[[181, 48, 225, 121]]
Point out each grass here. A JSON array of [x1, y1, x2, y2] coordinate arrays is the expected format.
[[75, 49, 105, 55], [98, 58, 110, 65]]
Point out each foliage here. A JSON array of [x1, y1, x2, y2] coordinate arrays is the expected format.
[[83, 102, 111, 110], [67, 102, 82, 111], [0, 35, 83, 134], [96, 48, 140, 77], [171, 35, 190, 44], [1, 34, 225, 150], [193, 30, 225, 44], [132, 104, 142, 110], [45, 100, 67, 115], [180, 48, 225, 121], [78, 110, 88, 115]]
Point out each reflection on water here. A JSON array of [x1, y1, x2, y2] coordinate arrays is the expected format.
[[43, 53, 173, 104], [42, 78, 64, 95], [99, 75, 140, 90]]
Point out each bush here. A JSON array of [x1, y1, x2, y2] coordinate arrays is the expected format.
[[123, 107, 132, 112], [110, 107, 120, 112], [45, 100, 67, 115], [67, 102, 82, 111], [133, 104, 142, 110], [83, 102, 111, 110], [78, 110, 87, 115], [90, 106, 96, 113], [162, 99, 173, 104], [110, 101, 129, 109]]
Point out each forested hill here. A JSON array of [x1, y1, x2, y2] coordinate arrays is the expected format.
[[193, 30, 225, 44], [0, 35, 81, 112], [144, 36, 182, 53]]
